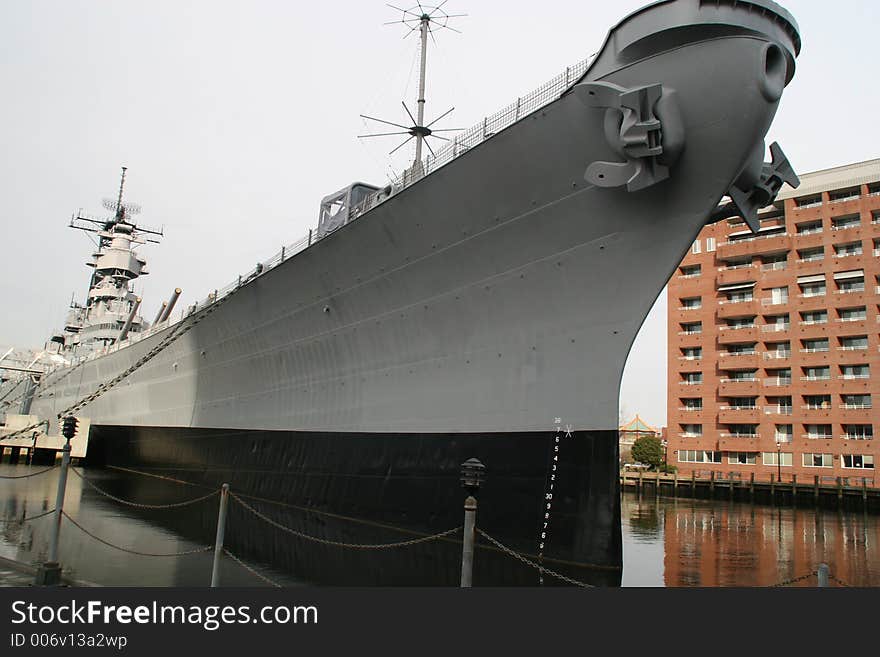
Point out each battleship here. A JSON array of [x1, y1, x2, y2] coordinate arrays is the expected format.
[[1, 0, 801, 585]]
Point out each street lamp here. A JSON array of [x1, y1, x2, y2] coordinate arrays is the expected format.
[[775, 439, 782, 482]]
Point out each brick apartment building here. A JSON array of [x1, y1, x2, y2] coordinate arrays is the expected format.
[[667, 158, 880, 484]]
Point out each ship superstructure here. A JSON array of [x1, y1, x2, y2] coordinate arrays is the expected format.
[[62, 167, 162, 356]]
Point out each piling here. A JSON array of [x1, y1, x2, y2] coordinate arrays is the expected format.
[[460, 496, 477, 588], [837, 477, 843, 509], [709, 471, 715, 497], [210, 484, 230, 588], [814, 475, 820, 505], [817, 563, 829, 588], [792, 474, 797, 505], [749, 472, 755, 502], [864, 478, 869, 512]]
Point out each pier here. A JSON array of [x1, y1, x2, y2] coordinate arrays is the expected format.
[[621, 469, 880, 512]]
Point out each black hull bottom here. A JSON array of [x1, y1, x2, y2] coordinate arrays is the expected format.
[[86, 425, 622, 586]]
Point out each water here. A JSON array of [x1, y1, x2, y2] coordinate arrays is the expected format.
[[2, 463, 879, 586]]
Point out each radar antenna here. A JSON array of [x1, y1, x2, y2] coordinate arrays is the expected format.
[[359, 3, 466, 172]]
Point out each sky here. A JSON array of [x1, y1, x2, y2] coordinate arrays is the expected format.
[[1, 1, 878, 429]]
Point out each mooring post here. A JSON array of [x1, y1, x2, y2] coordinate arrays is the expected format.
[[814, 475, 820, 506], [691, 470, 696, 497], [817, 563, 829, 588], [459, 458, 485, 588], [749, 472, 755, 502], [210, 484, 230, 588], [37, 417, 76, 586], [837, 477, 843, 509]]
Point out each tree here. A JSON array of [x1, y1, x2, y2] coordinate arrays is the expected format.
[[631, 436, 664, 469]]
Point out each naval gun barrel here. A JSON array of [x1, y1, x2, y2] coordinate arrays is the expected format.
[[116, 297, 142, 343], [152, 301, 167, 326], [158, 288, 182, 323]]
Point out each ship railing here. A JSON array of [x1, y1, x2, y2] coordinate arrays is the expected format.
[[349, 58, 591, 219]]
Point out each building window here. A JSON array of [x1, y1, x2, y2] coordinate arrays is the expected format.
[[678, 450, 722, 463], [680, 297, 701, 310], [681, 398, 703, 411], [841, 454, 874, 469], [728, 452, 757, 465], [796, 220, 823, 235], [682, 347, 702, 360], [766, 396, 793, 415], [800, 310, 827, 325], [842, 425, 873, 440], [763, 452, 793, 466], [799, 281, 826, 297], [726, 317, 755, 329], [805, 424, 832, 439], [766, 368, 792, 386], [841, 394, 871, 409], [803, 394, 831, 409], [801, 366, 830, 381], [831, 213, 861, 230], [834, 241, 863, 257], [762, 254, 787, 271], [683, 372, 703, 385], [840, 335, 868, 351], [774, 425, 793, 442], [802, 453, 833, 468], [801, 338, 829, 353], [726, 370, 757, 382], [796, 195, 822, 208], [680, 264, 701, 278], [705, 237, 716, 252], [829, 187, 861, 203], [692, 240, 701, 254], [840, 364, 869, 380], [838, 307, 866, 322], [681, 424, 703, 438], [681, 322, 702, 335], [725, 424, 757, 437], [725, 397, 757, 410], [797, 247, 824, 262]]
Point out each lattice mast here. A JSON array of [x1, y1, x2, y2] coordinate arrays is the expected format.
[[359, 3, 465, 173]]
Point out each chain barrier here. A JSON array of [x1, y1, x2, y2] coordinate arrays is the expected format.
[[223, 548, 282, 588], [61, 511, 214, 557], [0, 465, 58, 479], [828, 573, 850, 587], [0, 507, 56, 524], [0, 284, 239, 443], [69, 468, 219, 510], [476, 528, 594, 588], [769, 570, 817, 587], [231, 493, 461, 550]]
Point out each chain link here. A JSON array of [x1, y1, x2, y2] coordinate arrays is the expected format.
[[1, 288, 238, 443], [223, 548, 283, 588], [62, 510, 214, 557], [0, 507, 57, 524], [769, 570, 817, 587], [828, 573, 850, 587], [476, 528, 594, 587], [70, 468, 219, 509], [231, 493, 461, 550], [0, 465, 58, 479]]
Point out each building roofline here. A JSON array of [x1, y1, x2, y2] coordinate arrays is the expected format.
[[777, 157, 880, 201]]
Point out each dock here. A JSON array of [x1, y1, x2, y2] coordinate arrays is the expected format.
[[621, 469, 880, 513]]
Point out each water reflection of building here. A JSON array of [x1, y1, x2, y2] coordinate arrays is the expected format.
[[658, 497, 880, 586], [619, 415, 661, 464]]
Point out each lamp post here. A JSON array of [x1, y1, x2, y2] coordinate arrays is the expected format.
[[661, 439, 668, 466], [459, 457, 485, 588], [776, 439, 782, 482]]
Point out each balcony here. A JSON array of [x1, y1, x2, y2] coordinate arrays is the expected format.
[[763, 377, 792, 389], [800, 405, 834, 420], [838, 407, 874, 422], [761, 261, 788, 273], [796, 321, 829, 338], [762, 351, 791, 362], [718, 435, 760, 452], [793, 232, 824, 250], [760, 323, 790, 334], [718, 378, 759, 395], [718, 407, 760, 423], [677, 356, 702, 371], [717, 299, 759, 319], [718, 352, 759, 368], [717, 326, 758, 344], [798, 377, 833, 393], [760, 296, 790, 310], [763, 405, 793, 416], [716, 232, 791, 259], [717, 265, 757, 286]]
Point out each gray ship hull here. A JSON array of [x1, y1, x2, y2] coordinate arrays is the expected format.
[[13, 0, 800, 583]]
